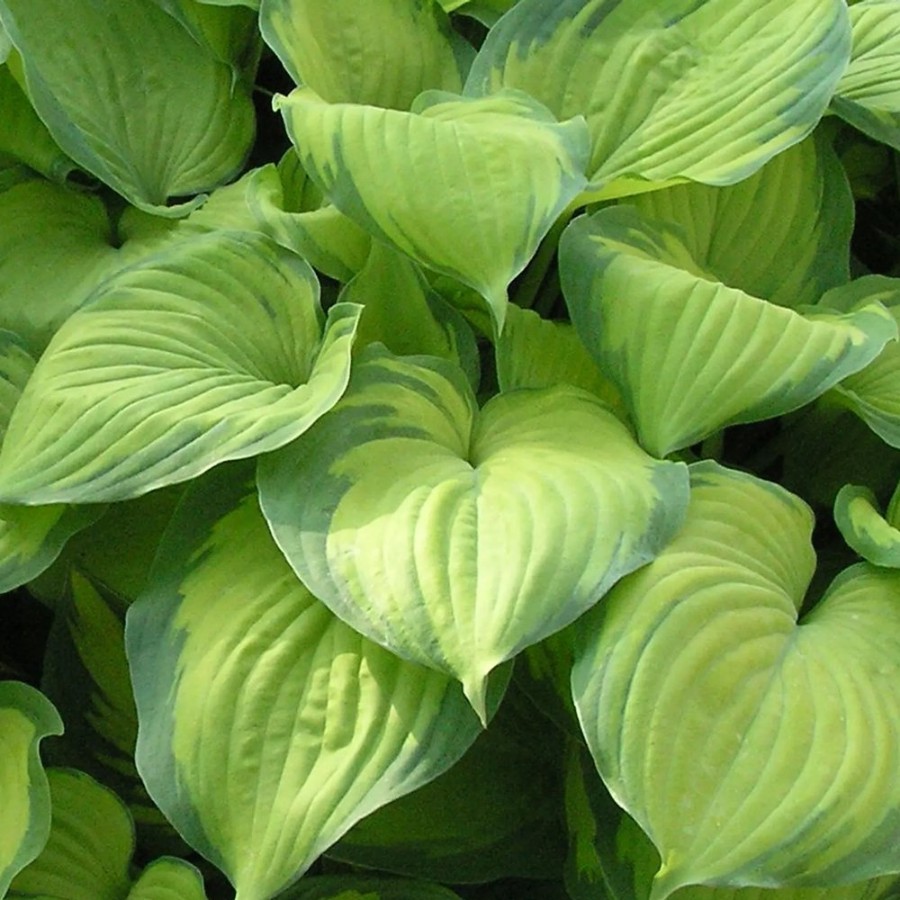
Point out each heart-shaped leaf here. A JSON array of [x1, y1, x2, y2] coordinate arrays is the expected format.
[[258, 346, 689, 720], [0, 231, 362, 504], [573, 461, 900, 898], [0, 0, 255, 213], [560, 207, 897, 457], [833, 0, 900, 151], [260, 0, 471, 109], [127, 466, 492, 900], [0, 331, 103, 592], [465, 0, 850, 197], [275, 87, 590, 331], [0, 682, 62, 896]]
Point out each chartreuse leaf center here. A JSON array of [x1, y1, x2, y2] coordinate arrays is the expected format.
[[0, 230, 362, 504], [573, 461, 900, 898], [258, 345, 689, 722]]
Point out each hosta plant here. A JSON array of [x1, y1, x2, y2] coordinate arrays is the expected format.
[[3, 1, 900, 899]]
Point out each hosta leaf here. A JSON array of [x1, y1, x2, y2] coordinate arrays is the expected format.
[[835, 483, 900, 568], [260, 0, 471, 109], [127, 466, 491, 900], [833, 0, 900, 151], [276, 87, 590, 331], [258, 346, 689, 720], [341, 242, 479, 380], [279, 876, 464, 899], [564, 738, 900, 900], [244, 159, 372, 282], [0, 180, 177, 353], [0, 0, 255, 213], [629, 131, 853, 310], [495, 303, 626, 419], [560, 207, 897, 457], [573, 461, 900, 898], [823, 277, 900, 447], [0, 332, 102, 592], [0, 66, 73, 183], [465, 0, 850, 196], [126, 858, 207, 900], [0, 231, 362, 504], [0, 682, 62, 896], [7, 768, 133, 900]]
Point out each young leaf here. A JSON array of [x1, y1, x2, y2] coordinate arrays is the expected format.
[[835, 483, 900, 568], [573, 461, 900, 897], [258, 346, 689, 720], [0, 231, 362, 504], [465, 0, 851, 197], [275, 87, 590, 331], [0, 0, 255, 213], [126, 467, 492, 900], [833, 0, 900, 151], [260, 0, 471, 109], [340, 242, 479, 380], [628, 131, 853, 310], [495, 303, 626, 420], [277, 876, 464, 899], [243, 159, 372, 282], [560, 207, 897, 457], [126, 858, 208, 900], [0, 682, 62, 896]]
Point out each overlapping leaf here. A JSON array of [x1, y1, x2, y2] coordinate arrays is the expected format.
[[573, 462, 900, 898], [0, 179, 178, 352], [0, 0, 255, 213], [560, 207, 897, 457], [564, 739, 900, 900], [7, 768, 207, 900], [0, 231, 362, 504], [0, 682, 62, 896], [821, 277, 900, 447], [495, 303, 626, 419], [833, 0, 900, 151], [276, 87, 590, 330], [465, 0, 850, 197], [260, 0, 471, 109], [126, 467, 490, 900], [258, 346, 689, 720], [629, 132, 853, 309], [0, 332, 102, 593]]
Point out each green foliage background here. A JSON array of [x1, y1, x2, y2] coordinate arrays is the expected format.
[[2, 1, 900, 899]]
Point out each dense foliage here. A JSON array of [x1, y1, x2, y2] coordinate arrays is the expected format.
[[2, 1, 900, 899]]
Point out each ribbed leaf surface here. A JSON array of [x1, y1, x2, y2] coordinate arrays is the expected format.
[[258, 347, 688, 719], [465, 0, 850, 195], [127, 468, 487, 900], [0, 231, 361, 503], [574, 462, 900, 898], [561, 207, 897, 456], [276, 88, 590, 330]]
